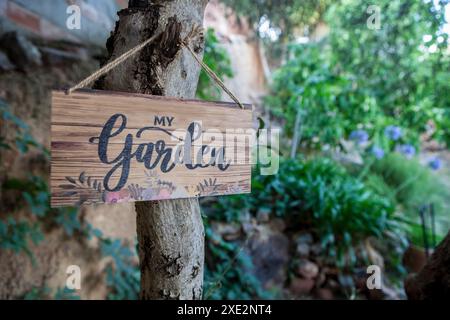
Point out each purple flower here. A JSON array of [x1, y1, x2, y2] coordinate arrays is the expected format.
[[349, 129, 369, 144], [428, 157, 442, 171], [371, 146, 385, 159], [385, 125, 402, 141], [398, 144, 416, 159]]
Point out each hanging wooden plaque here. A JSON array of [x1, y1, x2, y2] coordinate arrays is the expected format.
[[50, 89, 253, 207]]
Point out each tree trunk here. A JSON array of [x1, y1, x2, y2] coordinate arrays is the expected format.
[[96, 0, 209, 300], [404, 231, 450, 300]]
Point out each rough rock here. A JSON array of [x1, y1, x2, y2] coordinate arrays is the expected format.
[[40, 47, 88, 67], [315, 271, 327, 287], [295, 232, 314, 245], [294, 233, 313, 257], [0, 58, 138, 299], [203, 0, 268, 105], [246, 224, 289, 290], [0, 226, 108, 299], [0, 32, 42, 69], [402, 245, 428, 273], [129, 0, 150, 8], [314, 288, 334, 300], [289, 278, 315, 296], [241, 221, 255, 235], [296, 243, 310, 258], [212, 222, 241, 241], [295, 259, 319, 279], [0, 51, 15, 71], [269, 218, 286, 232], [256, 209, 270, 223], [326, 279, 340, 290]]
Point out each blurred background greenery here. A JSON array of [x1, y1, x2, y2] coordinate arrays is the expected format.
[[0, 0, 449, 300]]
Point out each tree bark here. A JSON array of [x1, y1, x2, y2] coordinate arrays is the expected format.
[[96, 0, 209, 299], [404, 231, 450, 300]]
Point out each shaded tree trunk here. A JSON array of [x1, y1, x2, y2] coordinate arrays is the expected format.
[[96, 0, 209, 299], [405, 231, 450, 300]]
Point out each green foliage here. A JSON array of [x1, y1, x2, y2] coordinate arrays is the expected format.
[[0, 175, 88, 264], [0, 217, 43, 258], [0, 100, 51, 258], [1, 25, 236, 299], [0, 97, 46, 155], [266, 43, 387, 149], [4, 0, 448, 299], [3, 175, 85, 238], [203, 225, 274, 300], [202, 193, 252, 223], [54, 208, 83, 237], [100, 238, 140, 300], [326, 0, 450, 145], [23, 286, 51, 300], [368, 153, 450, 244], [1, 101, 139, 300], [23, 286, 80, 300], [54, 287, 81, 300], [209, 157, 405, 266], [21, 176, 51, 218], [196, 28, 234, 101], [267, 0, 450, 148]]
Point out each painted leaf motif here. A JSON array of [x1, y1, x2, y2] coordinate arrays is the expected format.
[[60, 184, 76, 189], [79, 172, 86, 183], [65, 176, 76, 184], [62, 191, 78, 197]]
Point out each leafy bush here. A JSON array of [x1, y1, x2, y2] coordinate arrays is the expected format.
[[368, 153, 450, 244], [1, 97, 140, 300], [0, 97, 46, 155], [326, 0, 450, 145], [265, 43, 380, 149], [0, 98, 79, 259], [266, 0, 450, 149], [208, 157, 405, 265]]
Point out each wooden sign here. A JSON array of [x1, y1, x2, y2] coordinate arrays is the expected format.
[[50, 90, 253, 207]]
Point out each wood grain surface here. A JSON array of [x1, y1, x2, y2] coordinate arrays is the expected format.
[[51, 89, 253, 207]]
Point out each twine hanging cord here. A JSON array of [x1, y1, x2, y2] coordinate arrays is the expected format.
[[67, 26, 245, 109]]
